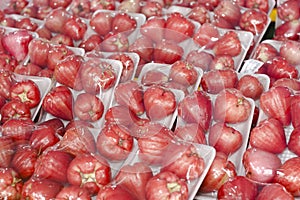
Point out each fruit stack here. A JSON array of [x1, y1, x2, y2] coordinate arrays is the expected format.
[[1, 0, 300, 199]]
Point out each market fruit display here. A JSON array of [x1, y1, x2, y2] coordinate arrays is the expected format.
[[4, 0, 300, 199]]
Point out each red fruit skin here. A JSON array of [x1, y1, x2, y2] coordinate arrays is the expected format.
[[1, 29, 33, 62], [104, 105, 140, 128], [252, 42, 279, 63], [239, 9, 269, 35], [15, 18, 38, 32], [273, 78, 300, 91], [0, 137, 15, 168], [28, 38, 50, 68], [213, 0, 241, 28], [14, 63, 42, 76], [42, 85, 74, 121], [47, 44, 74, 71], [90, 12, 112, 37], [208, 122, 243, 156], [188, 5, 211, 25], [260, 86, 292, 126], [58, 126, 96, 157], [243, 148, 282, 183], [143, 85, 176, 121], [140, 16, 166, 43], [0, 99, 32, 124], [1, 118, 35, 142], [250, 118, 287, 154], [34, 150, 73, 183], [128, 35, 154, 62], [291, 94, 300, 128], [37, 117, 65, 137], [193, 22, 220, 48], [96, 123, 134, 161], [169, 60, 198, 87], [29, 126, 60, 153], [256, 183, 294, 200], [67, 153, 111, 195], [177, 90, 212, 131], [277, 0, 300, 22], [213, 88, 252, 124], [141, 1, 163, 18], [0, 167, 23, 200], [54, 55, 83, 91], [173, 123, 207, 144], [114, 162, 153, 200], [201, 69, 238, 94], [50, 33, 74, 47], [185, 50, 214, 72], [279, 40, 300, 66], [111, 12, 137, 35], [245, 0, 269, 13], [145, 171, 189, 200], [236, 74, 264, 100], [217, 176, 258, 200], [97, 185, 138, 200], [274, 157, 300, 196], [114, 80, 145, 116], [164, 12, 195, 43], [21, 178, 63, 199], [153, 40, 184, 64], [80, 59, 117, 93], [209, 55, 235, 70], [11, 145, 38, 180], [199, 152, 237, 193], [56, 185, 91, 200], [161, 144, 205, 180], [274, 19, 300, 41], [0, 70, 15, 99], [74, 93, 104, 122], [108, 53, 134, 83], [266, 56, 299, 80], [136, 122, 173, 165], [288, 127, 300, 156], [213, 31, 242, 57], [141, 70, 168, 87], [10, 79, 41, 109], [63, 17, 87, 41]]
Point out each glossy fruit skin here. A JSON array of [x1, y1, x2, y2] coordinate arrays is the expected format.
[[213, 88, 252, 124], [74, 93, 104, 122], [80, 59, 117, 93], [108, 53, 134, 83], [0, 137, 15, 168], [243, 148, 282, 183], [260, 86, 292, 127], [140, 16, 166, 43], [277, 0, 300, 22], [274, 157, 300, 196], [217, 176, 258, 200], [42, 85, 74, 121], [0, 167, 23, 200], [0, 70, 15, 100], [90, 12, 113, 37], [114, 162, 153, 200], [252, 42, 279, 63], [239, 9, 269, 35], [1, 118, 35, 142], [236, 74, 264, 100], [169, 60, 198, 87], [213, 31, 242, 57], [143, 85, 176, 121], [145, 171, 189, 200], [34, 150, 73, 183], [67, 153, 111, 195], [21, 178, 63, 199], [63, 16, 87, 41], [161, 144, 205, 180], [177, 90, 212, 131], [164, 12, 195, 43], [28, 38, 51, 68], [112, 12, 137, 35], [10, 79, 41, 109], [153, 40, 184, 64], [249, 118, 287, 154], [54, 55, 83, 91], [256, 183, 294, 200], [58, 126, 96, 157], [56, 185, 91, 200], [208, 122, 243, 156], [201, 69, 238, 94], [0, 100, 32, 124], [136, 122, 173, 165], [173, 123, 207, 144], [193, 22, 220, 48], [96, 123, 134, 161], [114, 80, 145, 116], [97, 185, 138, 200]]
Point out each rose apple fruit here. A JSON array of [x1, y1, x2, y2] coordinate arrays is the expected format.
[[0, 167, 23, 200]]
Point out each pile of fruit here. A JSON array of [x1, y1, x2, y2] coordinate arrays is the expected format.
[[0, 0, 300, 199]]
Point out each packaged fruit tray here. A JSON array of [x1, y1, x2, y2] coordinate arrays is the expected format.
[[38, 57, 123, 130]]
